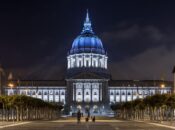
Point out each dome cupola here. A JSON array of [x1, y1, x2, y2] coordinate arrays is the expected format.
[[70, 10, 105, 55], [67, 10, 108, 72]]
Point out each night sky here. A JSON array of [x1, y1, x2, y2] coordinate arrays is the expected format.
[[0, 0, 175, 80]]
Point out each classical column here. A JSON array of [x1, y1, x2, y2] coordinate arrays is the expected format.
[[48, 89, 49, 101], [99, 83, 100, 102], [91, 54, 92, 67], [90, 83, 92, 102], [83, 54, 84, 67], [100, 84, 102, 101], [132, 89, 133, 101], [114, 89, 116, 102], [75, 55, 77, 67], [41, 89, 43, 100], [59, 89, 61, 102], [126, 88, 127, 102], [74, 84, 76, 101], [67, 57, 70, 69], [82, 83, 84, 102], [73, 84, 74, 101], [70, 56, 72, 68], [119, 88, 121, 102], [53, 89, 55, 102]]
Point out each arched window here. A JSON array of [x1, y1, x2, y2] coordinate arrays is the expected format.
[[86, 92, 89, 95], [77, 98, 81, 102], [50, 91, 53, 95], [32, 91, 36, 95], [127, 92, 131, 95], [27, 91, 30, 95], [110, 92, 114, 95], [79, 60, 81, 67], [78, 92, 81, 95], [55, 92, 59, 95], [94, 98, 98, 102], [38, 91, 42, 95], [93, 61, 96, 67], [44, 92, 47, 95], [94, 92, 97, 95], [85, 98, 90, 102], [122, 92, 125, 95], [61, 99, 64, 103], [86, 61, 88, 67], [61, 92, 65, 95], [99, 61, 101, 68], [21, 91, 26, 95], [116, 92, 119, 95]]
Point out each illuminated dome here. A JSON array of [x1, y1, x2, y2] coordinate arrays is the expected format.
[[70, 11, 105, 55]]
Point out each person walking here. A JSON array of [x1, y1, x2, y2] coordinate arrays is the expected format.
[[92, 116, 96, 122], [77, 110, 81, 123]]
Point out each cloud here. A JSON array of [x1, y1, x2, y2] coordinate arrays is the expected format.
[[101, 23, 175, 80], [9, 24, 175, 81], [109, 45, 175, 80]]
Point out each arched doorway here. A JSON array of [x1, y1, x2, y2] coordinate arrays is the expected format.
[[77, 105, 82, 111], [93, 105, 98, 113], [85, 105, 90, 117]]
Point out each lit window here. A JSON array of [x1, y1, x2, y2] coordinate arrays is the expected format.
[[32, 91, 36, 95], [50, 91, 53, 95], [79, 61, 81, 67], [27, 91, 30, 95], [61, 92, 65, 95], [21, 91, 26, 95], [86, 61, 88, 67], [38, 92, 42, 95], [77, 98, 81, 102], [94, 98, 98, 102], [85, 98, 90, 102]]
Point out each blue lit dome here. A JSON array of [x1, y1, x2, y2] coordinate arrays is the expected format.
[[69, 11, 105, 55]]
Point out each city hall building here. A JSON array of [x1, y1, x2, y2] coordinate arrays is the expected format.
[[5, 11, 172, 115]]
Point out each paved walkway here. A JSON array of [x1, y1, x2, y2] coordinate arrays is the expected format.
[[0, 116, 175, 130], [0, 120, 174, 130], [134, 120, 175, 129], [0, 122, 30, 129]]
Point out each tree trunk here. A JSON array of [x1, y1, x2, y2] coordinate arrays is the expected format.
[[16, 106, 19, 122]]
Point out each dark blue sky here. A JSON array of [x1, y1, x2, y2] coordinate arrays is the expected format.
[[0, 0, 175, 80]]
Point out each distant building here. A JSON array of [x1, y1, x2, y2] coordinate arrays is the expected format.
[[5, 11, 172, 115]]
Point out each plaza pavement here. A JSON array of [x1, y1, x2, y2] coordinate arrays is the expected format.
[[0, 118, 175, 130]]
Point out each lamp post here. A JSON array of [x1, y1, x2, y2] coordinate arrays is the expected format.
[[160, 83, 165, 94], [8, 82, 14, 95]]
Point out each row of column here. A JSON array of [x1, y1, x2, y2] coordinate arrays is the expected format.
[[73, 82, 103, 102], [109, 87, 171, 103], [8, 88, 66, 103], [67, 53, 107, 69]]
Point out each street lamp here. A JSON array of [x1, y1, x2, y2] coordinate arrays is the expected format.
[[160, 83, 165, 94], [8, 83, 14, 88], [8, 82, 14, 95]]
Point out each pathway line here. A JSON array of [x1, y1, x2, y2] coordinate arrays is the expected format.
[[134, 120, 175, 129], [0, 122, 30, 129]]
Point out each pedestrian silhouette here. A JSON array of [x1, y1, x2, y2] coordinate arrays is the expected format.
[[77, 110, 81, 123], [92, 116, 95, 122]]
